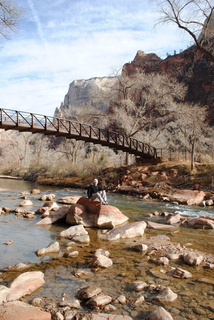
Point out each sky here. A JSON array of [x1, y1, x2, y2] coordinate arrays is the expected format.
[[0, 0, 192, 116]]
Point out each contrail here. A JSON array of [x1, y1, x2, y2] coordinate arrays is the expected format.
[[27, 0, 47, 45]]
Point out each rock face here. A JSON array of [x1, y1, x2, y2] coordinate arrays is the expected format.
[[65, 197, 129, 228], [123, 45, 214, 124], [55, 77, 119, 118]]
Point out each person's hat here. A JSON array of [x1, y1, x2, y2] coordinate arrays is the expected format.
[[94, 179, 98, 183]]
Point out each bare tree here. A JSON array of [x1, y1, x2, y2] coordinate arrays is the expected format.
[[174, 102, 208, 170], [0, 0, 23, 40], [110, 71, 186, 139], [154, 0, 214, 62]]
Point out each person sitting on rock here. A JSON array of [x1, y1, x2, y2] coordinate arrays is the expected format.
[[87, 178, 108, 205]]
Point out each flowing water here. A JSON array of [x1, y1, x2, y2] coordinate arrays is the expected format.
[[0, 178, 213, 319]]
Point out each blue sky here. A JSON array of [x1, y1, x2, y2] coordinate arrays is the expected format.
[[0, 0, 192, 116]]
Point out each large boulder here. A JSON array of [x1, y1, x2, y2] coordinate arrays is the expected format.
[[187, 217, 214, 229], [66, 197, 129, 229], [107, 221, 147, 241], [164, 189, 205, 205], [96, 205, 129, 228], [0, 301, 51, 320], [0, 271, 45, 303]]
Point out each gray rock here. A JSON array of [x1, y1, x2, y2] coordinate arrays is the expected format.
[[107, 221, 147, 241], [59, 298, 81, 309], [60, 224, 88, 239], [36, 241, 60, 256], [146, 306, 174, 320], [167, 267, 192, 279], [76, 286, 102, 300], [89, 254, 113, 268], [183, 252, 203, 266], [154, 287, 177, 302], [86, 294, 112, 307], [131, 281, 148, 291]]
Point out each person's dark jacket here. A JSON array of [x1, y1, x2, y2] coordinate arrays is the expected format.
[[87, 184, 102, 198]]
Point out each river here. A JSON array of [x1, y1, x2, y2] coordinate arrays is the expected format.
[[0, 178, 213, 320]]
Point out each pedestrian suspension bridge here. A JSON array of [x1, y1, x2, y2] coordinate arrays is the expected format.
[[0, 108, 158, 160]]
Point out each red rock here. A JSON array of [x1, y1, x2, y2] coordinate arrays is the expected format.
[[147, 221, 177, 230], [164, 189, 205, 205], [187, 217, 214, 229], [77, 197, 101, 214], [96, 205, 129, 228], [0, 301, 51, 320], [66, 197, 129, 229]]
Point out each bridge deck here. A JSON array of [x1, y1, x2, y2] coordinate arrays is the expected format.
[[0, 108, 157, 159]]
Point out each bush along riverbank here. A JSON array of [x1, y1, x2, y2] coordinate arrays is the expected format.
[[34, 161, 214, 208], [0, 188, 214, 320]]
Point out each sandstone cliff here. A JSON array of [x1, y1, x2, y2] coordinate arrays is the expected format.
[[123, 48, 214, 124], [55, 76, 118, 119]]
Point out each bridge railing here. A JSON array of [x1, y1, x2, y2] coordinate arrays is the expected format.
[[0, 108, 157, 159]]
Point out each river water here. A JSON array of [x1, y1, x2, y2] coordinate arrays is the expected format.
[[0, 178, 213, 319]]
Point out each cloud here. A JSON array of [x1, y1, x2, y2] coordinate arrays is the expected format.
[[26, 0, 47, 45], [0, 0, 192, 116]]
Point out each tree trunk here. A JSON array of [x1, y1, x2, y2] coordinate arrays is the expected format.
[[190, 142, 195, 171], [125, 152, 129, 165]]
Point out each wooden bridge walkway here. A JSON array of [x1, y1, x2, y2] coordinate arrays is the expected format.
[[0, 108, 158, 159]]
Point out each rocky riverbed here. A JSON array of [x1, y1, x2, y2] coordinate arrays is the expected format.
[[0, 180, 213, 320]]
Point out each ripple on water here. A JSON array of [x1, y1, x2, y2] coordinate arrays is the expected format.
[[0, 179, 214, 319]]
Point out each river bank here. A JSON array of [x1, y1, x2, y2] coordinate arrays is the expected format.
[[0, 178, 214, 320], [33, 161, 214, 208]]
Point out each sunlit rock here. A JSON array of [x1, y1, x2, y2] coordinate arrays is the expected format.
[[18, 199, 33, 207], [57, 195, 81, 204], [66, 197, 129, 229], [36, 241, 60, 256], [131, 281, 148, 291], [146, 306, 174, 320], [40, 194, 56, 201], [154, 287, 177, 302], [0, 301, 51, 320], [31, 189, 41, 194], [167, 267, 192, 279], [183, 252, 203, 266], [187, 217, 214, 229], [86, 294, 112, 307], [60, 224, 88, 239], [76, 285, 102, 300], [0, 271, 45, 303], [89, 254, 113, 269], [164, 189, 205, 205], [147, 221, 177, 231], [107, 221, 147, 241]]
